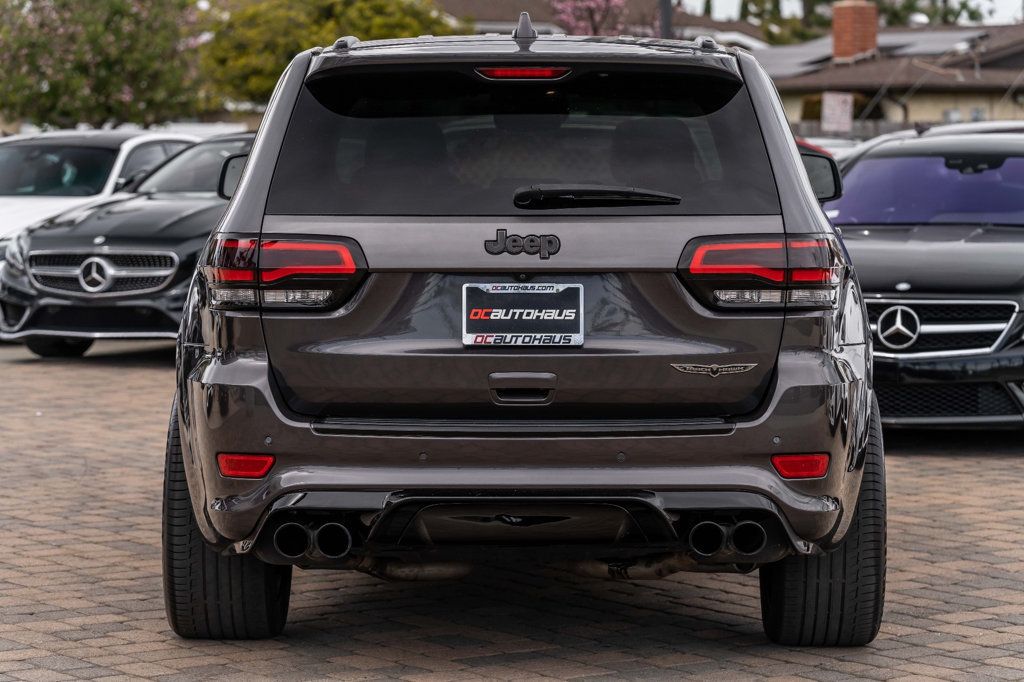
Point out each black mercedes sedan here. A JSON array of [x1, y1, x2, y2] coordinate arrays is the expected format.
[[0, 133, 254, 357], [827, 134, 1024, 427]]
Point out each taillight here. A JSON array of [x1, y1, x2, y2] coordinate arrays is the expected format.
[[771, 453, 830, 479], [679, 235, 841, 310], [203, 236, 365, 311], [476, 66, 571, 80]]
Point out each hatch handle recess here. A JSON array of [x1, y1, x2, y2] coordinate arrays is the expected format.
[[488, 372, 556, 405]]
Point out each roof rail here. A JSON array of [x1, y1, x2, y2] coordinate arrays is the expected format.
[[333, 35, 360, 51], [694, 35, 719, 50]]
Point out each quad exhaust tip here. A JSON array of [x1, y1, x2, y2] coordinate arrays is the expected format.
[[689, 520, 769, 558], [272, 521, 354, 560], [273, 522, 311, 559], [314, 522, 353, 559], [731, 520, 768, 556], [689, 521, 727, 557]]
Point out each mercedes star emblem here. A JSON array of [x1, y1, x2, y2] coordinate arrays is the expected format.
[[78, 257, 113, 293], [876, 305, 921, 350]]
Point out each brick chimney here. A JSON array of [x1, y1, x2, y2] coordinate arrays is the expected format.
[[832, 0, 878, 63]]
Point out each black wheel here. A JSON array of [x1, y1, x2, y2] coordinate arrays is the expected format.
[[25, 337, 93, 358], [759, 399, 886, 646], [162, 400, 291, 639]]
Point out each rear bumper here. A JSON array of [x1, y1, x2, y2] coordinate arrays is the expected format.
[[0, 264, 183, 341], [874, 349, 1024, 427], [240, 490, 821, 577], [176, 343, 873, 558]]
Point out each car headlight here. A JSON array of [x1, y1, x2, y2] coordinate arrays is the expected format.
[[3, 231, 28, 273]]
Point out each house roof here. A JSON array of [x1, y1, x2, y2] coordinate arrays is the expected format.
[[772, 57, 1022, 93], [757, 23, 1024, 94]]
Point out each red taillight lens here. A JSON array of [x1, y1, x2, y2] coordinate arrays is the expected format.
[[259, 240, 357, 282], [217, 453, 275, 478], [771, 453, 830, 479], [476, 66, 571, 80], [689, 241, 787, 283], [787, 239, 838, 284], [679, 235, 841, 310], [207, 238, 258, 283], [203, 236, 365, 311]]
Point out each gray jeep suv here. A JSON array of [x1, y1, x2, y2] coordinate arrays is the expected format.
[[164, 16, 885, 646]]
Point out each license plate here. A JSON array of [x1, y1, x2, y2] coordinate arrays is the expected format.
[[462, 283, 584, 346]]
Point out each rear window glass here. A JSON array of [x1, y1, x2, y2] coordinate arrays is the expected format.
[[266, 68, 780, 216]]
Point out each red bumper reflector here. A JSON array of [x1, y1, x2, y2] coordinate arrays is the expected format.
[[476, 66, 571, 79], [771, 453, 829, 479], [217, 453, 275, 478]]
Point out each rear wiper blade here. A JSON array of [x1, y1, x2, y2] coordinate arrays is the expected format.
[[513, 184, 681, 209]]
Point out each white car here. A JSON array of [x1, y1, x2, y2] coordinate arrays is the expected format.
[[0, 130, 198, 247]]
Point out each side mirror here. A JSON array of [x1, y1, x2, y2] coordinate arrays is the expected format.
[[115, 169, 150, 193], [801, 150, 843, 203], [218, 153, 248, 200]]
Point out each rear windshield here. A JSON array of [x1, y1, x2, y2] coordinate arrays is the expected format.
[[267, 68, 780, 216], [827, 153, 1024, 226]]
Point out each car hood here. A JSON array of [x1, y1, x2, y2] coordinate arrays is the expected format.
[[26, 192, 227, 250], [840, 224, 1024, 294], [0, 196, 97, 240]]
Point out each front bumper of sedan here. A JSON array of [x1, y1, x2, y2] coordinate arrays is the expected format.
[[873, 349, 1024, 427], [0, 262, 185, 341]]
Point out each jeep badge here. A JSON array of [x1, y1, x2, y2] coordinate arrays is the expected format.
[[484, 229, 561, 259]]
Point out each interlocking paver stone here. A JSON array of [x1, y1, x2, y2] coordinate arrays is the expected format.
[[1, 341, 1023, 680]]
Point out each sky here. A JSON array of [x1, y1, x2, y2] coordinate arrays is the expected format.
[[680, 0, 1021, 24]]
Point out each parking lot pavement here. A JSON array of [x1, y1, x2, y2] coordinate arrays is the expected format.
[[0, 341, 1023, 681]]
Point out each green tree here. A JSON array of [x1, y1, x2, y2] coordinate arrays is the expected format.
[[0, 0, 199, 128], [200, 0, 457, 106]]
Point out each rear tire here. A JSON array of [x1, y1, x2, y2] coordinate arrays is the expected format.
[[162, 400, 291, 639], [759, 399, 886, 646], [25, 337, 93, 358]]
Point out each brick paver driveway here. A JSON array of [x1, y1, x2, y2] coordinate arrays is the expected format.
[[0, 341, 1022, 681]]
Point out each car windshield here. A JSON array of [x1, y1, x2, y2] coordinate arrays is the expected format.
[[0, 144, 117, 196], [138, 138, 251, 193], [266, 69, 780, 216], [827, 153, 1024, 226]]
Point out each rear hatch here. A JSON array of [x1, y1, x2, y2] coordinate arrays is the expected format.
[[253, 60, 789, 421]]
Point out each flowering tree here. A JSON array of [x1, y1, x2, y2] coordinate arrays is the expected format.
[[549, 0, 628, 35], [0, 0, 199, 129]]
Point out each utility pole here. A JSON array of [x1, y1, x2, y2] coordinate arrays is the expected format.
[[660, 0, 674, 38]]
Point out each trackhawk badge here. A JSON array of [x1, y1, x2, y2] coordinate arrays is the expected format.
[[671, 363, 758, 377], [485, 229, 560, 259]]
